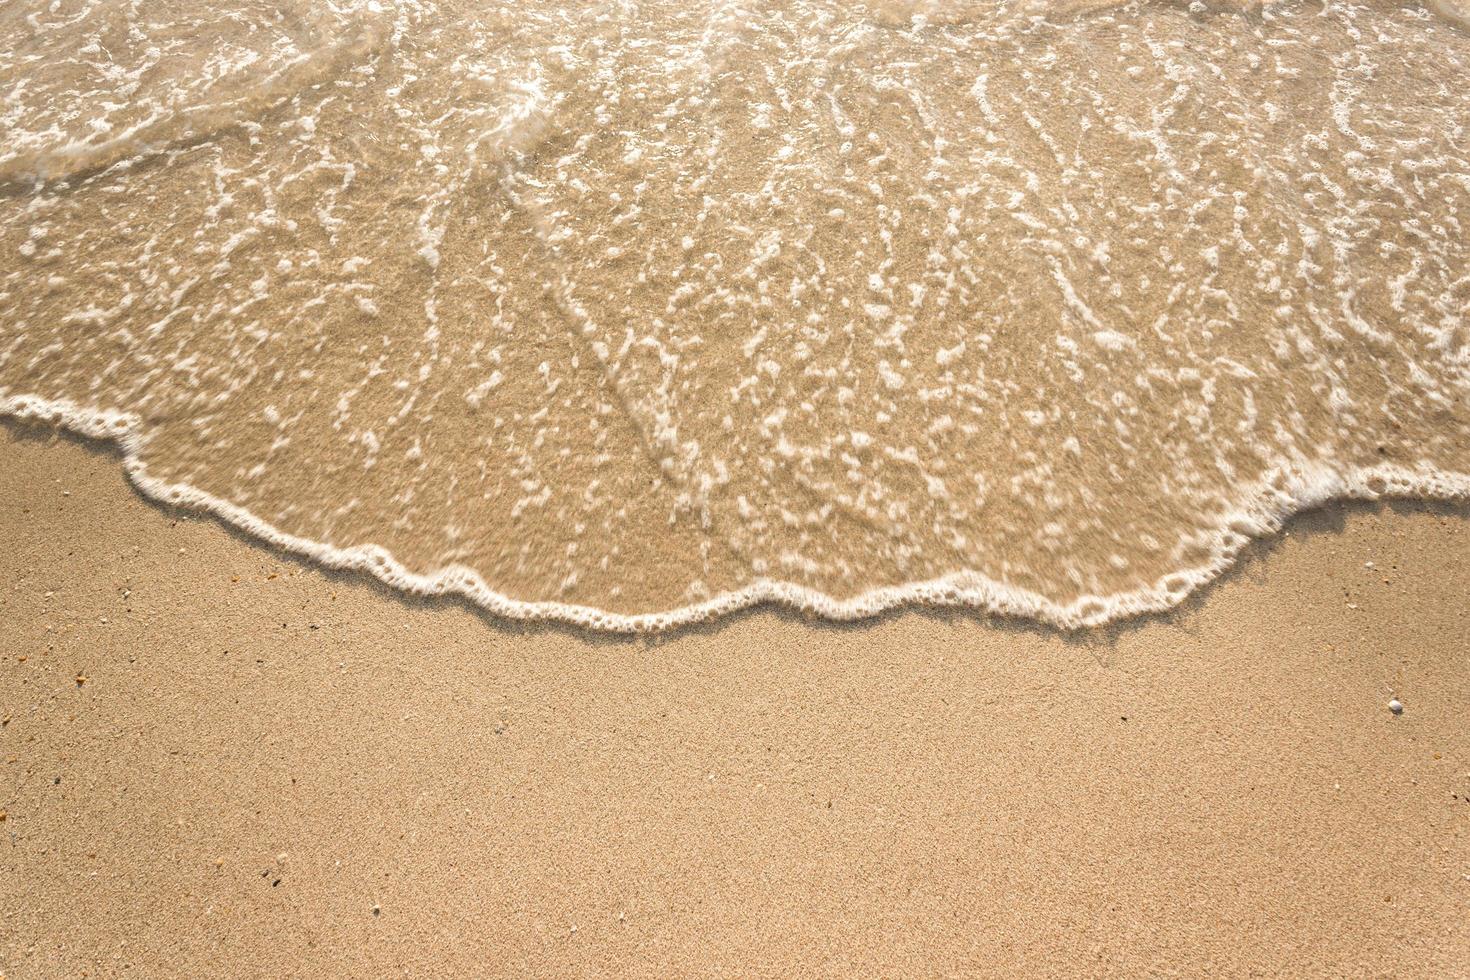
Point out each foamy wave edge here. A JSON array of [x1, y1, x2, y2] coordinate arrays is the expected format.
[[5, 390, 1468, 633]]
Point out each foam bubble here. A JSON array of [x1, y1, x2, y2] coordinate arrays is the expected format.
[[2, 0, 1469, 631]]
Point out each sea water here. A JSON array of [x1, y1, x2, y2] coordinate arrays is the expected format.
[[2, 0, 1468, 629]]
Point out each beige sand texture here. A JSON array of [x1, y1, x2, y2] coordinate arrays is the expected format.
[[2, 420, 1469, 977]]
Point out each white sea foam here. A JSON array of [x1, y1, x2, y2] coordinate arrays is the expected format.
[[3, 0, 1469, 631], [6, 391, 1467, 631], [0, 5, 388, 188]]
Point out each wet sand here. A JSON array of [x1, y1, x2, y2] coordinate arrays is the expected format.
[[2, 420, 1468, 976], [9, 0, 1470, 628]]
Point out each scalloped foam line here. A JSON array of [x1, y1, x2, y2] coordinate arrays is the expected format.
[[4, 390, 1469, 633]]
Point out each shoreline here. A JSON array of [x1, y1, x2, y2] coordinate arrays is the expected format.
[[3, 421, 1469, 975], [4, 403, 1469, 637]]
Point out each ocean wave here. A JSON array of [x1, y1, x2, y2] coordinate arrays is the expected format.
[[3, 0, 1468, 631], [5, 392, 1467, 631]]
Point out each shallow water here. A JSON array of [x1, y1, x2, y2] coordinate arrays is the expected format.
[[2, 0, 1468, 629]]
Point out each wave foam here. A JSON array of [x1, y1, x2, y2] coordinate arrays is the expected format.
[[6, 391, 1467, 633]]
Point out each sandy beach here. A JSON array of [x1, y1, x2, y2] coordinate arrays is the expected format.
[[5, 0, 1470, 974], [2, 420, 1467, 976]]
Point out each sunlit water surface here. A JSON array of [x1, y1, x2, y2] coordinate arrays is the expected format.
[[3, 0, 1468, 628]]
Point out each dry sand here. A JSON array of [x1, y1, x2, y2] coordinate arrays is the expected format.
[[2, 419, 1468, 977]]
